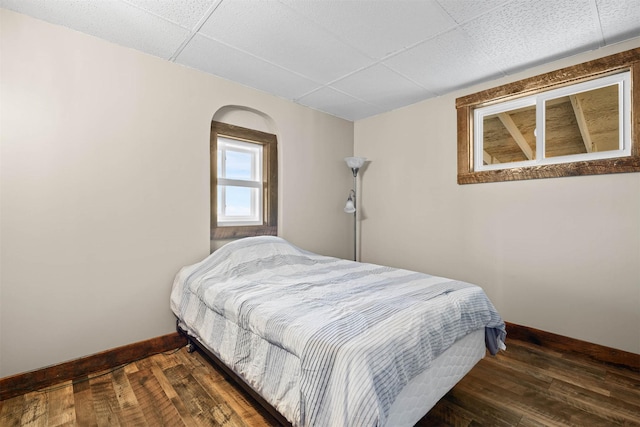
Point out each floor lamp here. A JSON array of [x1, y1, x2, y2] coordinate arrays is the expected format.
[[344, 156, 366, 261]]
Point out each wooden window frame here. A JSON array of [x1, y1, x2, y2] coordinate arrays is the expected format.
[[211, 121, 277, 240], [456, 47, 640, 184]]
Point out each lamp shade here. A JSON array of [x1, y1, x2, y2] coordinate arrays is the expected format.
[[344, 198, 356, 214], [344, 156, 367, 169]]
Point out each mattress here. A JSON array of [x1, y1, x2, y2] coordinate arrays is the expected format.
[[179, 319, 485, 427], [386, 328, 485, 426]]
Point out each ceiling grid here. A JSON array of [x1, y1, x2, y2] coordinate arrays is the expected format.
[[2, 0, 639, 121]]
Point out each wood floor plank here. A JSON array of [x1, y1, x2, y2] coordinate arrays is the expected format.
[[150, 361, 201, 426], [517, 415, 554, 427], [466, 359, 545, 396], [505, 341, 607, 383], [548, 378, 640, 425], [417, 397, 475, 426], [123, 361, 139, 375], [110, 368, 147, 426], [608, 380, 640, 410], [72, 377, 98, 427], [606, 367, 640, 392], [132, 354, 156, 371], [0, 394, 27, 427], [151, 350, 185, 371], [89, 374, 123, 427], [191, 363, 274, 427], [460, 373, 575, 426], [45, 382, 75, 426], [567, 410, 621, 426], [443, 386, 522, 427], [188, 348, 285, 426], [128, 365, 186, 427], [482, 350, 556, 385], [509, 341, 609, 385], [162, 362, 225, 426], [18, 392, 47, 427]]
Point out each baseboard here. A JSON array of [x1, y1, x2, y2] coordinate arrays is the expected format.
[[0, 332, 187, 401], [506, 322, 640, 372]]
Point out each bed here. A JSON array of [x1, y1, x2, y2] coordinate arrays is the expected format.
[[171, 236, 506, 426]]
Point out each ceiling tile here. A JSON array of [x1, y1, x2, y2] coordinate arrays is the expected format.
[[280, 0, 457, 59], [461, 0, 603, 74], [297, 87, 385, 121], [123, 0, 219, 30], [435, 0, 511, 24], [176, 34, 321, 100], [1, 0, 190, 59], [331, 64, 436, 111], [198, 0, 372, 83], [384, 28, 504, 95], [595, 0, 640, 44]]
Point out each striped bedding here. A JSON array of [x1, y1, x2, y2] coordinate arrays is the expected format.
[[171, 236, 506, 426]]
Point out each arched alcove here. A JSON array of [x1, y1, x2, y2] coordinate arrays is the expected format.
[[212, 105, 278, 135], [210, 106, 279, 252]]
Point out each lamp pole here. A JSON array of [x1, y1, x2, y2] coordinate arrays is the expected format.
[[344, 157, 366, 262], [351, 171, 357, 262]]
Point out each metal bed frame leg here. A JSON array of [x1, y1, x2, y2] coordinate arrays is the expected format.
[[177, 319, 196, 353], [175, 319, 292, 426]]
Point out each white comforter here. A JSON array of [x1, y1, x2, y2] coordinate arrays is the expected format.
[[171, 236, 505, 426]]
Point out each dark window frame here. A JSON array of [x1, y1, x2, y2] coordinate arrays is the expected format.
[[456, 47, 640, 184], [211, 121, 277, 240]]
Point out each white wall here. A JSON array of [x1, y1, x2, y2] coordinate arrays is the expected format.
[[0, 9, 354, 377], [355, 38, 640, 354]]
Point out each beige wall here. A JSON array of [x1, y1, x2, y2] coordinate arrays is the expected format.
[[0, 9, 354, 377], [2, 8, 637, 379], [355, 38, 640, 354]]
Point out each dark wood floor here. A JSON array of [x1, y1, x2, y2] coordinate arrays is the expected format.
[[1, 338, 638, 426]]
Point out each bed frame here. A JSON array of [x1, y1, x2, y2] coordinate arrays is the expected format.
[[177, 322, 292, 426]]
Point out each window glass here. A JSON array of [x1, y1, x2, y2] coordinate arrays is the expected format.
[[482, 103, 536, 165], [218, 137, 261, 180], [544, 84, 620, 158], [217, 137, 263, 226], [474, 71, 630, 172], [218, 186, 261, 221]]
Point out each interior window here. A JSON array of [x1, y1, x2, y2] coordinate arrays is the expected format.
[[211, 121, 277, 240], [473, 72, 630, 172], [456, 47, 639, 184]]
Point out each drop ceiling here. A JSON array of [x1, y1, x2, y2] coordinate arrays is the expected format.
[[2, 0, 639, 121]]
